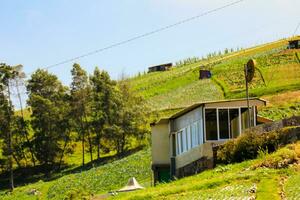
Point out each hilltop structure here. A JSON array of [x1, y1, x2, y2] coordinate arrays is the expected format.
[[148, 63, 172, 73], [199, 69, 212, 79], [150, 98, 266, 184], [288, 37, 300, 49]]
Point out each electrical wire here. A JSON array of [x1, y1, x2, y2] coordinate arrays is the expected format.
[[39, 0, 246, 72], [293, 22, 300, 36]]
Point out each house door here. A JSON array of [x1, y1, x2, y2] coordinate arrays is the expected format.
[[158, 168, 171, 183]]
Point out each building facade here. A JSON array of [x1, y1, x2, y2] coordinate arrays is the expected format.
[[151, 98, 266, 184]]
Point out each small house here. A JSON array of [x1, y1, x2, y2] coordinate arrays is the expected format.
[[150, 98, 266, 184], [199, 69, 212, 79], [288, 38, 300, 49], [148, 63, 172, 73]]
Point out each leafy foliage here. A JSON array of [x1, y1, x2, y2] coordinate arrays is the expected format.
[[217, 126, 300, 164]]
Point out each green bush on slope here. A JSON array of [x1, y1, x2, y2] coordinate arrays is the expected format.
[[217, 126, 300, 164]]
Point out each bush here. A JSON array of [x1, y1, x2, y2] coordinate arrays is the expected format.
[[252, 143, 299, 169], [217, 126, 300, 164]]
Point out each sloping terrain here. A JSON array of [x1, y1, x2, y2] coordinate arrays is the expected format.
[[129, 36, 300, 119], [110, 142, 300, 200], [0, 149, 151, 200], [1, 37, 300, 200]]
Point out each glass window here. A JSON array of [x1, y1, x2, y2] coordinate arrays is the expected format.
[[241, 107, 255, 130], [198, 120, 203, 145], [192, 122, 197, 147], [182, 129, 187, 152], [218, 109, 230, 139], [176, 131, 181, 155], [229, 109, 240, 138], [205, 109, 218, 140], [186, 127, 191, 151]]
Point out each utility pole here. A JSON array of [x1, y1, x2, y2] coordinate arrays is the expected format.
[[244, 64, 251, 128]]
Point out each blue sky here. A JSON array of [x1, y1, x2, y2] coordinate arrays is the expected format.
[[1, 0, 299, 85]]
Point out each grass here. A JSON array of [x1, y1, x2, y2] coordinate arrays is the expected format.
[[258, 90, 300, 120], [3, 36, 300, 199], [129, 36, 300, 114], [0, 148, 151, 200], [147, 79, 224, 110], [212, 49, 300, 99], [285, 174, 300, 199], [110, 142, 300, 200]]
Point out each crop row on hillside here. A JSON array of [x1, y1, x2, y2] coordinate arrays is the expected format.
[[111, 142, 300, 200], [212, 48, 300, 99], [147, 79, 224, 111], [1, 149, 151, 200]]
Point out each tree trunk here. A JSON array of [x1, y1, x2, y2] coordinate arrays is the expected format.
[[6, 84, 14, 191], [83, 113, 93, 163], [79, 122, 85, 167], [96, 132, 100, 160]]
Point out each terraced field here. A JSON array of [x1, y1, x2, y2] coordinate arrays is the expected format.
[[129, 36, 300, 121]]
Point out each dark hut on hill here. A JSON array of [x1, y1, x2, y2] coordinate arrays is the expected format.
[[199, 66, 212, 79], [288, 37, 300, 49], [148, 63, 172, 73]]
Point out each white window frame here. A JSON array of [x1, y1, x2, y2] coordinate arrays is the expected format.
[[204, 106, 256, 142], [175, 119, 203, 156]]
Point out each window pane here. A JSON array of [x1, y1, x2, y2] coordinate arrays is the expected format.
[[198, 120, 203, 145], [192, 123, 197, 147], [241, 107, 255, 130], [187, 127, 191, 151], [205, 109, 218, 140], [229, 109, 240, 138], [182, 129, 187, 152], [219, 109, 229, 139]]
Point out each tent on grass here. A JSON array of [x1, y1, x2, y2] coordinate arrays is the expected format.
[[117, 177, 144, 192]]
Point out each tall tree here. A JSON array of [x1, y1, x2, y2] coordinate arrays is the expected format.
[[0, 63, 15, 190], [90, 67, 116, 160], [70, 63, 93, 166], [27, 69, 70, 172], [107, 80, 150, 154]]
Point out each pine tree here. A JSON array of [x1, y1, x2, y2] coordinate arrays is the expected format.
[[27, 69, 70, 173], [70, 63, 93, 166], [90, 67, 116, 160]]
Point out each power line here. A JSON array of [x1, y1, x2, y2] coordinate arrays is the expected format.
[[40, 0, 246, 71], [293, 21, 300, 36]]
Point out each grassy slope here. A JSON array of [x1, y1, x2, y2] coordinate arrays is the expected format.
[[130, 61, 224, 111], [259, 91, 300, 120], [129, 36, 300, 120], [2, 37, 300, 199], [0, 149, 151, 200], [111, 142, 300, 200]]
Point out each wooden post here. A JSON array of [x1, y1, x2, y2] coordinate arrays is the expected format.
[[244, 64, 251, 128]]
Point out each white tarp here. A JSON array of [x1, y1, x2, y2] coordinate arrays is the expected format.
[[117, 177, 144, 192]]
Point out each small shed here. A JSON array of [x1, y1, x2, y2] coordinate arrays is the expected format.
[[199, 69, 212, 79], [288, 38, 300, 49], [148, 63, 172, 73]]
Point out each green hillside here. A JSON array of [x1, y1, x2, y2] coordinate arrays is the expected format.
[[0, 149, 151, 200], [111, 142, 300, 200], [129, 37, 300, 119], [1, 37, 300, 200]]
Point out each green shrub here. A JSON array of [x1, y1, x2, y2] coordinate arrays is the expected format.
[[217, 126, 300, 164], [252, 143, 299, 169]]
